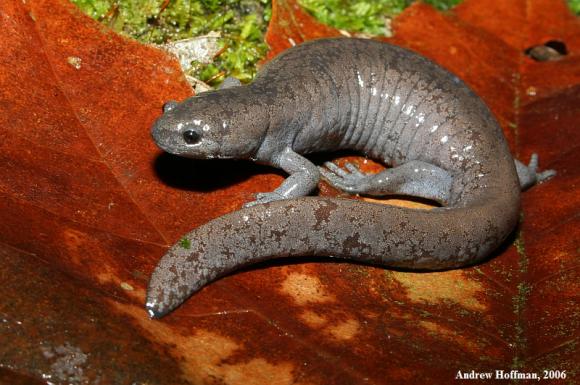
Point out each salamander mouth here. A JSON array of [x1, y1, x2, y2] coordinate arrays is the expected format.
[[150, 126, 173, 154], [150, 121, 163, 144], [150, 121, 186, 155]]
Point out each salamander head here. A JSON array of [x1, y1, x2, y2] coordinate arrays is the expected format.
[[151, 89, 268, 160]]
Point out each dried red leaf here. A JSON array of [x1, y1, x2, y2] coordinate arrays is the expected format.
[[0, 0, 578, 383]]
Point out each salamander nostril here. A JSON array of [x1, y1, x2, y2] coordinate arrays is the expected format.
[[183, 130, 201, 145], [163, 101, 178, 113]]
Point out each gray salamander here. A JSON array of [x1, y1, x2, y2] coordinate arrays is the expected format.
[[147, 38, 554, 318]]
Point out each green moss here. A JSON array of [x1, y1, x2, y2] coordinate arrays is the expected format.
[[569, 0, 580, 14], [179, 238, 192, 249], [299, 0, 578, 37], [70, 0, 271, 85], [422, 0, 462, 11], [71, 0, 111, 19], [298, 0, 407, 35], [298, 0, 463, 36]]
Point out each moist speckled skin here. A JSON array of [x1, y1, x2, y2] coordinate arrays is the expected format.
[[146, 38, 551, 318]]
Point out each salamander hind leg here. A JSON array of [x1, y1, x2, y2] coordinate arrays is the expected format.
[[515, 153, 556, 190], [320, 160, 453, 205]]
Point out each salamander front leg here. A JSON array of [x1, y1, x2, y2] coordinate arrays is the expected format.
[[244, 148, 320, 207], [321, 160, 453, 205]]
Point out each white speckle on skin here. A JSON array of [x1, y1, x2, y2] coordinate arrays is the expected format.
[[430, 125, 439, 133], [441, 135, 448, 143], [193, 119, 201, 125], [288, 37, 296, 46], [394, 95, 400, 105], [202, 124, 210, 132], [464, 145, 472, 151], [357, 71, 364, 88]]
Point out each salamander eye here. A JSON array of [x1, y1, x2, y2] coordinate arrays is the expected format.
[[183, 130, 201, 145]]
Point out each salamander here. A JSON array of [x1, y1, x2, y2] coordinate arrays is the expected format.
[[146, 38, 554, 318]]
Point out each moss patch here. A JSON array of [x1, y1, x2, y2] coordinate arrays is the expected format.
[[298, 0, 463, 36], [179, 238, 192, 249], [70, 0, 271, 85], [569, 0, 580, 14]]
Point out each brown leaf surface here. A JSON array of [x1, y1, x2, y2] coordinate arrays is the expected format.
[[0, 0, 578, 384]]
